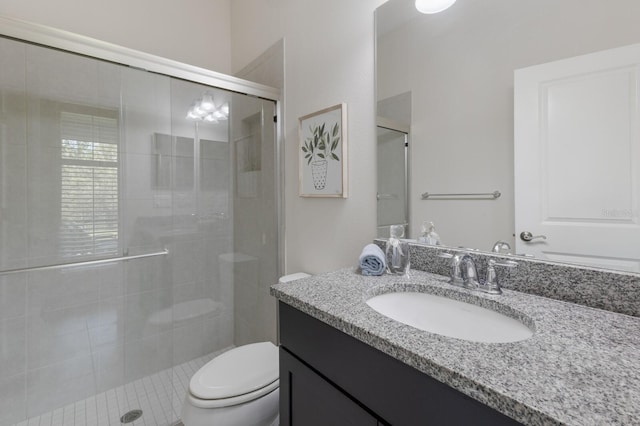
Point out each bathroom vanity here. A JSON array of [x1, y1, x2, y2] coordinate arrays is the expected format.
[[278, 301, 519, 425], [271, 267, 640, 425]]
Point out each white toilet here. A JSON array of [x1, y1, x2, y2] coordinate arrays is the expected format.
[[181, 273, 311, 426], [181, 341, 280, 426]]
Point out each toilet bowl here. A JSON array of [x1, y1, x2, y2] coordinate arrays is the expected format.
[[181, 273, 311, 426], [181, 341, 280, 426]]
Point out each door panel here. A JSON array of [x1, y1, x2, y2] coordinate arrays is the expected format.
[[515, 44, 640, 272]]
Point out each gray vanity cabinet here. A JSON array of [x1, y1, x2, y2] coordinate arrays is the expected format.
[[278, 302, 522, 426]]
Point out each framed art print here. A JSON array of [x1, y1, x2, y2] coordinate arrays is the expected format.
[[298, 103, 348, 198]]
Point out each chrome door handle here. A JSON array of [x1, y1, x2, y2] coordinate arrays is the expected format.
[[520, 231, 547, 242]]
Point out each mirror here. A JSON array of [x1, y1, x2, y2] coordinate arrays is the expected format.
[[376, 0, 640, 272]]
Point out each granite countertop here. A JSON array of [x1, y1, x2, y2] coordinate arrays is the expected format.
[[270, 268, 640, 426]]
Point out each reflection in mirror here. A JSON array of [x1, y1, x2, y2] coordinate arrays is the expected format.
[[376, 122, 409, 238], [376, 0, 640, 272]]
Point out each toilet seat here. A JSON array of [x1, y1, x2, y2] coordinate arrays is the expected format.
[[188, 342, 279, 409], [187, 379, 279, 409]]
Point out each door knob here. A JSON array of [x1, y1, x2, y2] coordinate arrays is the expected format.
[[520, 231, 547, 242]]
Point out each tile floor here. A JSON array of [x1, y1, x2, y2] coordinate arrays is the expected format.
[[9, 349, 228, 426]]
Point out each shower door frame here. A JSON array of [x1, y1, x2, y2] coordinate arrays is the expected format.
[[0, 14, 285, 277]]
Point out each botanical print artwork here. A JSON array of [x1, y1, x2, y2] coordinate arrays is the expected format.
[[302, 122, 341, 190], [299, 104, 347, 197]]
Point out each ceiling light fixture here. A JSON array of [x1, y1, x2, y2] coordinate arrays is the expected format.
[[203, 114, 218, 123], [415, 0, 457, 14], [186, 94, 229, 122], [200, 93, 215, 112]]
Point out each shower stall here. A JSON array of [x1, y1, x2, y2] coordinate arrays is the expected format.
[[0, 18, 281, 426]]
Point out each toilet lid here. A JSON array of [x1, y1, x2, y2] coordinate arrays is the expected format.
[[190, 342, 279, 400]]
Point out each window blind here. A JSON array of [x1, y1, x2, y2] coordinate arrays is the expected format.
[[60, 111, 119, 258]]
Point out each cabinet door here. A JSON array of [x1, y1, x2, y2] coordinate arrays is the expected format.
[[280, 347, 379, 426]]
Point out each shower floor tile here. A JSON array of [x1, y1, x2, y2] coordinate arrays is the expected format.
[[10, 348, 229, 426]]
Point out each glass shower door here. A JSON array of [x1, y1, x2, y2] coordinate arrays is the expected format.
[[229, 94, 278, 346], [0, 31, 280, 426]]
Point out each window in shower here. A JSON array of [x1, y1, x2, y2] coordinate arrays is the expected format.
[[59, 109, 119, 258]]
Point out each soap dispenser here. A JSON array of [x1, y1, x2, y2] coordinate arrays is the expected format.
[[417, 221, 441, 245], [385, 224, 410, 275]]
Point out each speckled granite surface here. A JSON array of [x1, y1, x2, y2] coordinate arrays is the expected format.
[[374, 239, 640, 317], [271, 269, 640, 426]]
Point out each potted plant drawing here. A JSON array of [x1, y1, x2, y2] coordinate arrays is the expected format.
[[301, 122, 341, 190]]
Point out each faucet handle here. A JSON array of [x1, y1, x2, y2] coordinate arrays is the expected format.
[[437, 252, 465, 286], [482, 259, 502, 294], [481, 259, 517, 295]]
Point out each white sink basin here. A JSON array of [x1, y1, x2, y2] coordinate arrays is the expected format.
[[366, 292, 533, 343]]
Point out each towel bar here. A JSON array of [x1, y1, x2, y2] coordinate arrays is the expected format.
[[0, 248, 169, 276], [421, 191, 501, 200]]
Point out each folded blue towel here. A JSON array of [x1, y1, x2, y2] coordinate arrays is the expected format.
[[359, 244, 386, 276]]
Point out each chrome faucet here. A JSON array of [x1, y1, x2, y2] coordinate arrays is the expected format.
[[492, 240, 511, 254], [439, 252, 517, 295]]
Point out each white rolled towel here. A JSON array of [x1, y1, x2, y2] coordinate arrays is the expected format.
[[359, 243, 386, 276]]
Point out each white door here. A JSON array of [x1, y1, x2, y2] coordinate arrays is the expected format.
[[514, 44, 640, 272]]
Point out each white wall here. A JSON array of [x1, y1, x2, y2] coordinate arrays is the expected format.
[[0, 0, 231, 72], [231, 0, 387, 275]]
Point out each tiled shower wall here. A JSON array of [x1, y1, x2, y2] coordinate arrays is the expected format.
[[0, 35, 276, 425]]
